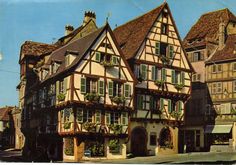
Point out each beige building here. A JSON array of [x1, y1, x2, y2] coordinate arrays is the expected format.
[[114, 2, 193, 155], [184, 8, 236, 151]]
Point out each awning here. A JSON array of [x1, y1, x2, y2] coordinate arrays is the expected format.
[[204, 124, 232, 134]]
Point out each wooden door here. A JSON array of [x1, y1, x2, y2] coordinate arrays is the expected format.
[[131, 127, 147, 156]]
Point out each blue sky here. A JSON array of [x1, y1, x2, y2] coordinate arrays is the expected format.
[[0, 0, 235, 107]]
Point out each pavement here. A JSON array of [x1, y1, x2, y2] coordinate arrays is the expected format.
[[0, 149, 236, 163]]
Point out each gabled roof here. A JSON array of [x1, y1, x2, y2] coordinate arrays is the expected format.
[[0, 106, 13, 121], [20, 41, 59, 62], [113, 3, 166, 59], [184, 8, 236, 48], [41, 25, 106, 82], [206, 34, 236, 64]]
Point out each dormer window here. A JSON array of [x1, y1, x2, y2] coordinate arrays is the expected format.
[[41, 69, 48, 80], [65, 50, 78, 67], [50, 62, 60, 74]]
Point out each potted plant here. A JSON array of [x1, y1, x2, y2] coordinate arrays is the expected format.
[[170, 111, 182, 119], [155, 79, 165, 87], [101, 60, 114, 67], [108, 139, 120, 153], [160, 56, 170, 65], [57, 93, 65, 101], [82, 122, 96, 132], [174, 84, 184, 90], [64, 122, 71, 129], [111, 96, 126, 105], [108, 124, 123, 134], [84, 93, 100, 102]]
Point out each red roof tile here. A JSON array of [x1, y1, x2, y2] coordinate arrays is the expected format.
[[206, 34, 236, 63], [0, 106, 13, 121], [184, 8, 236, 48], [113, 3, 165, 59]]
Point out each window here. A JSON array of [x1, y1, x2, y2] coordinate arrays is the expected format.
[[98, 80, 104, 95], [95, 111, 101, 123], [134, 65, 140, 78], [193, 52, 201, 62], [161, 23, 168, 35], [80, 77, 86, 93], [59, 79, 64, 93], [176, 101, 183, 112], [160, 42, 168, 56], [95, 52, 101, 62], [192, 74, 201, 82], [212, 82, 222, 94], [212, 65, 217, 73], [112, 56, 119, 65], [168, 45, 174, 59], [151, 66, 157, 80], [105, 113, 110, 125], [155, 42, 160, 55], [83, 110, 92, 123], [110, 112, 120, 125], [124, 83, 131, 98], [121, 112, 128, 125], [150, 96, 157, 110], [42, 69, 48, 80], [218, 65, 222, 72], [161, 68, 166, 81], [76, 108, 83, 123], [150, 132, 157, 146], [212, 64, 222, 73], [232, 63, 236, 71], [65, 55, 70, 67], [168, 99, 172, 113], [233, 80, 236, 92], [140, 64, 147, 80], [113, 82, 122, 97], [160, 98, 164, 111], [172, 70, 185, 85], [137, 95, 144, 110], [90, 80, 97, 93], [108, 81, 113, 96]]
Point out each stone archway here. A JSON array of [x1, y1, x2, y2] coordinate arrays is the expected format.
[[131, 126, 147, 156], [159, 127, 173, 149]]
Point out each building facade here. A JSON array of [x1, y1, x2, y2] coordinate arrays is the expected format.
[[18, 12, 136, 161], [184, 8, 236, 151], [114, 2, 193, 155]]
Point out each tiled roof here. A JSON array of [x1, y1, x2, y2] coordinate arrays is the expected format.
[[41, 25, 106, 81], [20, 41, 59, 60], [0, 106, 13, 121], [113, 3, 166, 59], [206, 34, 236, 63], [184, 8, 236, 48]]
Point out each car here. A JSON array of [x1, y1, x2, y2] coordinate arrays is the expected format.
[[84, 149, 91, 157]]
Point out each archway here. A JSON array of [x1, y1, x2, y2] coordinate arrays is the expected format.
[[131, 126, 147, 156], [159, 127, 173, 149]]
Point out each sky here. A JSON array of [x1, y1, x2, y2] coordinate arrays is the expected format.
[[0, 0, 236, 107]]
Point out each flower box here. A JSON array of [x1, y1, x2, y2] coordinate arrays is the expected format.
[[155, 80, 165, 87], [85, 93, 100, 102], [111, 96, 126, 105], [174, 84, 184, 90], [101, 61, 115, 67]]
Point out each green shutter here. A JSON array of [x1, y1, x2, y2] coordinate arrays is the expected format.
[[160, 98, 164, 111], [64, 78, 67, 94], [80, 77, 86, 94], [172, 70, 175, 84], [112, 56, 118, 65], [108, 81, 113, 96], [95, 52, 101, 62], [161, 68, 166, 81], [181, 72, 185, 85], [151, 66, 156, 80], [155, 42, 160, 55], [137, 95, 143, 109], [169, 45, 174, 58], [124, 84, 131, 98], [141, 64, 147, 80], [98, 80, 104, 95], [168, 99, 172, 113]]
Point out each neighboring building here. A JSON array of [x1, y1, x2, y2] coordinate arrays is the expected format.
[[11, 107, 24, 149], [114, 2, 193, 155], [184, 8, 236, 151], [18, 11, 135, 161], [0, 106, 15, 149]]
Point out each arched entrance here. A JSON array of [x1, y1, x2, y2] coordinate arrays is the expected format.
[[159, 127, 173, 149], [131, 127, 147, 156]]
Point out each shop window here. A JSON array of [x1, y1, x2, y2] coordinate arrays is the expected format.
[[150, 132, 157, 146]]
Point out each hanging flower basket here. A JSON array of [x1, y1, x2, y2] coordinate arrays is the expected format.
[[111, 96, 126, 105], [170, 111, 182, 119], [108, 124, 123, 134], [101, 61, 115, 67], [57, 93, 65, 101], [174, 84, 184, 90], [155, 80, 165, 87], [82, 122, 96, 132], [85, 93, 100, 102]]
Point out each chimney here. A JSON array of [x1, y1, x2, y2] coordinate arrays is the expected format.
[[219, 18, 225, 50], [65, 24, 74, 36], [83, 11, 96, 26]]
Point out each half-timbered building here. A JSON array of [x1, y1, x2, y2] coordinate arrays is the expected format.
[[114, 2, 193, 155]]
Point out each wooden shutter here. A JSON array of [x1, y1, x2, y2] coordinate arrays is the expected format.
[[124, 83, 131, 98], [168, 99, 172, 113], [108, 81, 113, 96], [155, 42, 160, 55], [80, 77, 86, 93], [171, 70, 175, 84], [160, 98, 164, 111], [181, 72, 185, 85], [141, 64, 147, 80], [112, 56, 118, 65], [169, 45, 174, 58], [98, 80, 104, 95], [161, 68, 166, 81], [151, 66, 156, 80], [95, 52, 101, 62], [137, 95, 143, 109]]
